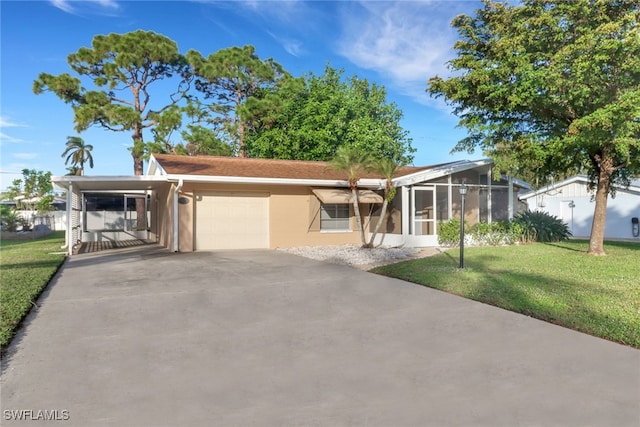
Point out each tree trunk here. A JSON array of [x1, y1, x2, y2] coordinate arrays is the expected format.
[[366, 199, 389, 248], [588, 159, 612, 256], [238, 119, 246, 158], [351, 188, 367, 247], [132, 126, 146, 231]]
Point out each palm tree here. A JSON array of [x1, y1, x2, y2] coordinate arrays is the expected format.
[[65, 166, 82, 176], [367, 157, 398, 248], [61, 136, 94, 176], [330, 146, 372, 247]]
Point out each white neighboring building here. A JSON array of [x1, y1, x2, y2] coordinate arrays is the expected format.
[[519, 175, 640, 240]]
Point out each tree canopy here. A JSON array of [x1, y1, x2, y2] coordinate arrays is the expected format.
[[5, 169, 55, 212], [246, 66, 415, 165], [34, 32, 415, 176], [428, 0, 640, 255], [34, 30, 191, 175], [185, 45, 289, 157]]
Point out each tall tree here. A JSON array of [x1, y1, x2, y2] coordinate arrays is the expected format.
[[33, 30, 191, 176], [186, 45, 288, 157], [428, 0, 640, 255], [366, 157, 398, 248], [246, 66, 415, 165], [61, 136, 94, 175], [330, 146, 373, 247]]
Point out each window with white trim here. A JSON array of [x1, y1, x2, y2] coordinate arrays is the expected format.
[[320, 203, 350, 231]]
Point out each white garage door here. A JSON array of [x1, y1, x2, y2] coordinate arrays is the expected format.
[[195, 193, 269, 250]]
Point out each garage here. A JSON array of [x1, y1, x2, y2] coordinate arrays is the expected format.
[[195, 192, 269, 250]]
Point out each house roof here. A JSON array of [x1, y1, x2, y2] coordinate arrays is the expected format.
[[519, 175, 640, 199], [149, 153, 431, 181], [51, 155, 509, 193]]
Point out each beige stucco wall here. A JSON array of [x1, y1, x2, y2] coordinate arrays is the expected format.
[[172, 183, 367, 251], [156, 183, 175, 250]]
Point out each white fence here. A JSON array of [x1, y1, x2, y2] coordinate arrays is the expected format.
[[16, 210, 67, 231]]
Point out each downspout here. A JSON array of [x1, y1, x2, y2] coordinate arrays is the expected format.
[[64, 181, 72, 255], [508, 176, 514, 220], [488, 168, 492, 223], [173, 179, 183, 252], [401, 186, 409, 245]]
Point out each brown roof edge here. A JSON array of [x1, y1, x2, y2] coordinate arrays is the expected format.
[[151, 153, 437, 181]]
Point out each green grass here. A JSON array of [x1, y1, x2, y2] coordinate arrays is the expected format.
[[0, 231, 66, 349], [372, 240, 640, 348]]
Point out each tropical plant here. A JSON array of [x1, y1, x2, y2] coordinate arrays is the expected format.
[[61, 136, 94, 175], [366, 157, 398, 248], [65, 166, 81, 176], [512, 211, 572, 243], [330, 146, 373, 247], [0, 206, 21, 232]]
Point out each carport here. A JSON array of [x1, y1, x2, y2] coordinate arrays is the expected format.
[[51, 175, 171, 256]]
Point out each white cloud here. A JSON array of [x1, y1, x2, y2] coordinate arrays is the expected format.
[[0, 132, 24, 144], [337, 1, 472, 106], [13, 153, 39, 160], [50, 0, 75, 13], [268, 31, 304, 57], [0, 116, 27, 128], [49, 0, 120, 15]]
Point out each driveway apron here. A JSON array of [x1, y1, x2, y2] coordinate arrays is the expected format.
[[1, 246, 639, 426]]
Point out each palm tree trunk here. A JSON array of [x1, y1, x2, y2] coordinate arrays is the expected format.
[[367, 198, 389, 248], [351, 188, 367, 247]]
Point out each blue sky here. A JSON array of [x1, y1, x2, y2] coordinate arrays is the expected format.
[[0, 0, 482, 190]]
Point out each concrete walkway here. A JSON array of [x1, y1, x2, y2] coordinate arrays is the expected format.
[[1, 246, 639, 426]]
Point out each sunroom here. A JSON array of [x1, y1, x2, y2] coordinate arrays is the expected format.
[[372, 159, 526, 247]]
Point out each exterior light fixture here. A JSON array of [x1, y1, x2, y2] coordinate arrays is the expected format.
[[459, 184, 467, 269]]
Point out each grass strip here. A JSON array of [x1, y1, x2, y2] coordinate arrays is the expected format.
[[1, 231, 66, 349], [372, 240, 640, 348]]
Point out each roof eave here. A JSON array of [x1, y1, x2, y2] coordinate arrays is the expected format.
[[392, 159, 493, 187], [165, 174, 386, 189]]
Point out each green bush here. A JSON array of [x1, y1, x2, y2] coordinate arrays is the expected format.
[[438, 218, 463, 246], [472, 221, 516, 246], [0, 207, 21, 232], [438, 212, 571, 247], [512, 210, 572, 242]]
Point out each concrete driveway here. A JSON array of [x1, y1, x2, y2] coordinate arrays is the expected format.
[[1, 245, 639, 426]]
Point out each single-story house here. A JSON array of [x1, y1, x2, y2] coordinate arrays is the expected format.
[[519, 175, 640, 240], [51, 154, 527, 255]]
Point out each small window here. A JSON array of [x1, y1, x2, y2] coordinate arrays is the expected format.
[[320, 203, 350, 231]]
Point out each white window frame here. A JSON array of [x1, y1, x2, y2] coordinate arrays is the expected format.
[[320, 203, 351, 232]]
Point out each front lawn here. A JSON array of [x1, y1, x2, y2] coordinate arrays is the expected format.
[[0, 231, 66, 349], [372, 240, 640, 348]]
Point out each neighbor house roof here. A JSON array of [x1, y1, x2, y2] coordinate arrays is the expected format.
[[149, 153, 431, 181], [519, 175, 640, 199]]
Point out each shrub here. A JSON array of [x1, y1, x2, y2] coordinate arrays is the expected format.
[[512, 210, 572, 242], [0, 207, 21, 232], [470, 220, 515, 246], [438, 218, 463, 246]]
